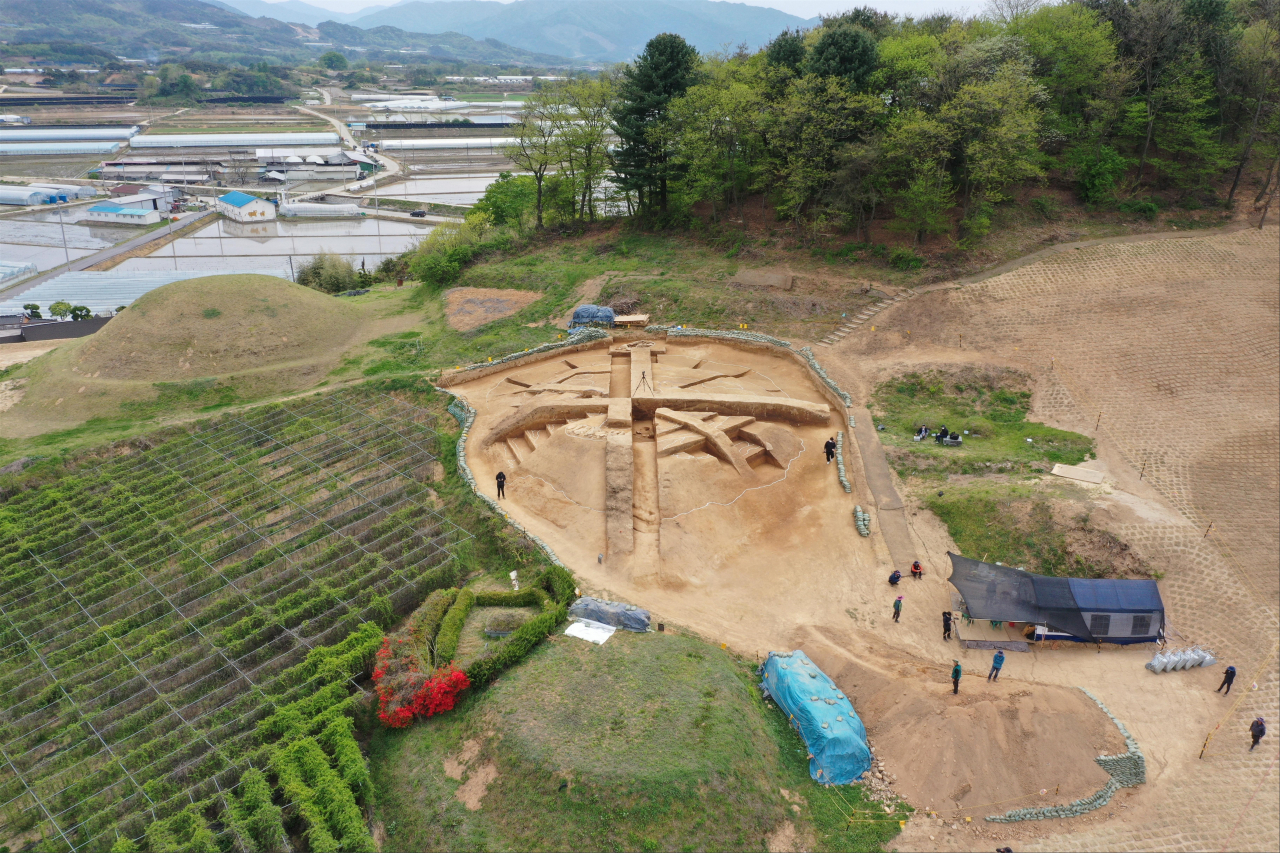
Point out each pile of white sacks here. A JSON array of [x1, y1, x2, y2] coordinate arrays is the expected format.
[[1146, 646, 1217, 673]]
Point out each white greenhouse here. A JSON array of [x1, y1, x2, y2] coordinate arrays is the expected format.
[[131, 133, 341, 149], [0, 126, 138, 142], [29, 183, 100, 199], [0, 141, 123, 156], [279, 201, 363, 218], [379, 138, 516, 151], [0, 187, 48, 205]]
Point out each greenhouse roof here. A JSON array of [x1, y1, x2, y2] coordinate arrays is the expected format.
[[131, 132, 341, 148], [0, 141, 123, 155]]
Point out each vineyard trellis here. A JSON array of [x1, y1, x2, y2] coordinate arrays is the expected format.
[[0, 390, 471, 852]]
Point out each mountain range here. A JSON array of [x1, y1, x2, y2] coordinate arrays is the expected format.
[[213, 0, 817, 61]]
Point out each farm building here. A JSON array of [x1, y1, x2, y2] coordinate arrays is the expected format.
[[946, 553, 1165, 645], [216, 190, 276, 222], [100, 159, 217, 183], [85, 202, 162, 225]]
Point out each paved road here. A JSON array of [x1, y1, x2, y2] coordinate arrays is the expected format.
[[0, 208, 216, 300]]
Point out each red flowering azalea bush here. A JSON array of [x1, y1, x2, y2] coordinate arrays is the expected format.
[[372, 637, 469, 728]]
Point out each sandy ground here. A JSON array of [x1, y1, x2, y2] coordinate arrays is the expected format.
[[444, 287, 541, 331], [0, 340, 60, 371], [452, 225, 1280, 853]]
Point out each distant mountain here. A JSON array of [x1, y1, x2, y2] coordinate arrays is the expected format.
[[206, 0, 390, 27], [346, 0, 818, 62], [316, 21, 572, 65], [0, 0, 303, 57], [0, 0, 572, 65]]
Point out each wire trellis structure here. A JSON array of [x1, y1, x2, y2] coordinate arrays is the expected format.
[[0, 390, 471, 851]]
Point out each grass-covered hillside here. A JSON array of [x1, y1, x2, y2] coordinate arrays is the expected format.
[[371, 627, 909, 852]]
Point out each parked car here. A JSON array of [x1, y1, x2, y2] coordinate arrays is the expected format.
[[410, 209, 427, 218]]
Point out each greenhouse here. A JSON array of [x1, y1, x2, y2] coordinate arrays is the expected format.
[[0, 141, 123, 155], [0, 260, 38, 284], [0, 126, 138, 142], [380, 138, 516, 150], [0, 269, 291, 315], [131, 132, 341, 148], [29, 183, 100, 199], [0, 187, 48, 205]]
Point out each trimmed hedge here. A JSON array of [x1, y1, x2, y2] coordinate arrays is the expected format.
[[465, 604, 568, 686], [539, 564, 577, 605], [409, 587, 458, 666], [474, 587, 550, 608], [434, 588, 475, 666]]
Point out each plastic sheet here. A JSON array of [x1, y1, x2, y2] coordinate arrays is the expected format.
[[759, 651, 871, 785], [567, 596, 650, 632]]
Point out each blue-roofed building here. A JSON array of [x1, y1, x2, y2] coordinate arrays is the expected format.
[[85, 201, 161, 225], [216, 190, 276, 222]]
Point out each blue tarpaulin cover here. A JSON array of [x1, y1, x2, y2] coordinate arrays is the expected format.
[[570, 304, 615, 327], [758, 650, 871, 785], [567, 596, 650, 632]]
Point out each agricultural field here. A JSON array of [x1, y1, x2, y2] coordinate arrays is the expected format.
[[0, 389, 469, 851]]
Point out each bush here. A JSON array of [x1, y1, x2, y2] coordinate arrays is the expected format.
[[406, 213, 495, 291], [297, 253, 358, 294], [1074, 145, 1128, 205], [1118, 198, 1160, 220], [433, 588, 475, 665], [888, 247, 924, 270], [539, 564, 577, 605], [1030, 196, 1062, 221]]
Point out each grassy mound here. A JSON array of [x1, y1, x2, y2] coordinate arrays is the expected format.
[[871, 367, 1093, 476], [370, 630, 907, 852], [71, 274, 361, 381]]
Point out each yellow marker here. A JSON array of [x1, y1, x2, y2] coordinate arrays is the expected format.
[[964, 816, 972, 823], [899, 821, 906, 829], [871, 325, 875, 331]]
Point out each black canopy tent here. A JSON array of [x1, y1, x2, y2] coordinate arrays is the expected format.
[[946, 552, 1164, 644]]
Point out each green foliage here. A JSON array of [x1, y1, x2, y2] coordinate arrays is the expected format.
[[297, 253, 358, 294], [434, 588, 475, 666], [1030, 195, 1062, 220], [109, 835, 139, 853], [806, 25, 879, 88], [406, 213, 498, 291], [407, 587, 460, 664], [272, 737, 375, 853], [538, 564, 577, 605], [765, 28, 807, 71], [888, 246, 924, 270], [68, 305, 91, 322], [889, 162, 955, 244], [472, 171, 537, 227], [48, 300, 72, 320], [464, 603, 567, 685], [22, 303, 41, 319], [1073, 145, 1129, 204], [1118, 198, 1160, 220], [143, 803, 217, 853], [318, 51, 349, 70], [228, 768, 289, 853], [319, 716, 372, 800]]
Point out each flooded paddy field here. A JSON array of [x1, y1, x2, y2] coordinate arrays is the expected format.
[[0, 214, 143, 273]]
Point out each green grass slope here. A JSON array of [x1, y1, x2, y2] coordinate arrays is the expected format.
[[371, 628, 908, 852]]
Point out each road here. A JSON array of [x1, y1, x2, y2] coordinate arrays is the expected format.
[[0, 208, 216, 300]]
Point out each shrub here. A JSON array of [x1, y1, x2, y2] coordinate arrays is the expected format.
[[888, 247, 924, 270], [539, 564, 577, 605], [406, 213, 495, 291], [1074, 145, 1128, 205], [433, 588, 475, 665], [228, 768, 288, 853], [1118, 198, 1159, 220], [297, 253, 358, 294], [1030, 196, 1062, 221], [373, 662, 470, 727]]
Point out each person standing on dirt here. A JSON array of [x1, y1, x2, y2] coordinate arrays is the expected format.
[[1250, 717, 1266, 752], [824, 437, 837, 464], [988, 650, 1005, 682], [942, 611, 953, 640], [893, 596, 903, 623], [951, 660, 962, 694], [1217, 665, 1236, 695], [496, 471, 506, 499]]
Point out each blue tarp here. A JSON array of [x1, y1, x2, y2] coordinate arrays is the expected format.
[[759, 651, 871, 785], [567, 596, 650, 632], [570, 304, 615, 327]]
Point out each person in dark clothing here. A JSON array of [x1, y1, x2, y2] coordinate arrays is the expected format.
[[888, 569, 901, 585], [824, 437, 837, 464], [1250, 717, 1266, 751], [496, 471, 506, 499], [892, 596, 903, 622], [1217, 665, 1236, 695], [935, 430, 946, 444], [942, 611, 953, 640], [911, 560, 923, 579], [951, 660, 961, 694]]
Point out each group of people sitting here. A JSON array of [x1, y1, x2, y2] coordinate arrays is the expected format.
[[914, 424, 962, 445], [888, 561, 925, 584]]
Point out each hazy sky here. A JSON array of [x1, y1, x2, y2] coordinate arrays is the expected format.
[[292, 0, 973, 22]]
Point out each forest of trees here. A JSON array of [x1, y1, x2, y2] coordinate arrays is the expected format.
[[499, 0, 1278, 246]]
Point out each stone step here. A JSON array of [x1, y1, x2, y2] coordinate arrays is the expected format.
[[524, 428, 546, 449]]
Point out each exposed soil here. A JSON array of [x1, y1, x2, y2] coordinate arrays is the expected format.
[[444, 286, 542, 332]]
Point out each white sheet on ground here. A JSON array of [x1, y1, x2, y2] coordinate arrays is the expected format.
[[565, 618, 617, 645]]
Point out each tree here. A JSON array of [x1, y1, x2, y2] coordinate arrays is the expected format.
[[48, 300, 72, 320], [890, 162, 957, 244], [296, 253, 356, 294], [69, 305, 92, 322], [318, 51, 348, 71], [611, 33, 700, 215], [504, 91, 562, 228], [555, 74, 617, 222], [22, 303, 41, 320], [805, 25, 879, 89], [473, 172, 537, 227], [984, 0, 1048, 24], [765, 29, 807, 72]]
